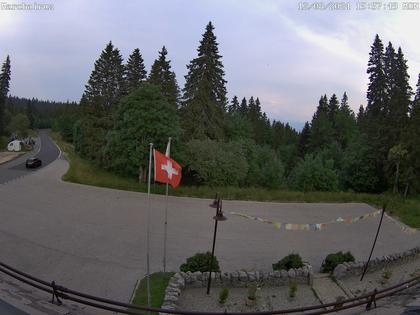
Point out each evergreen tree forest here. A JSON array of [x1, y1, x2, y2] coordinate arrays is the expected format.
[[6, 24, 419, 195]]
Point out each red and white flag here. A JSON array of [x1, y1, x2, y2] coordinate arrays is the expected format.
[[154, 149, 182, 188]]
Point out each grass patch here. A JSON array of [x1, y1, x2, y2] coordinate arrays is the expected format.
[[0, 136, 8, 151], [50, 132, 420, 228], [131, 272, 175, 309]]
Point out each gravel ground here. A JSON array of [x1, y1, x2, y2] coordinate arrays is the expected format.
[[176, 285, 320, 311], [341, 256, 420, 296]]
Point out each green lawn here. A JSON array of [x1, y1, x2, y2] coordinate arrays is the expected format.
[[50, 132, 420, 228], [131, 272, 175, 309]]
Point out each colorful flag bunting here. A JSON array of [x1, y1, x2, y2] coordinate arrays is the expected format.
[[229, 210, 385, 231]]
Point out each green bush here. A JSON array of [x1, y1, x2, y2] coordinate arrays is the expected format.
[[0, 136, 8, 150], [289, 153, 339, 192], [247, 282, 257, 300], [181, 139, 248, 186], [321, 251, 355, 273], [180, 252, 220, 273], [218, 288, 229, 304], [289, 281, 298, 298], [272, 253, 304, 271], [103, 84, 181, 177]]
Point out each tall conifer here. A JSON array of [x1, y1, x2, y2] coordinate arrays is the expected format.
[[148, 46, 179, 108], [0, 56, 11, 135], [125, 48, 147, 94], [77, 42, 125, 161], [181, 22, 227, 140]]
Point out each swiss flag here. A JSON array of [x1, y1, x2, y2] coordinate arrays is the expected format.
[[154, 149, 182, 188]]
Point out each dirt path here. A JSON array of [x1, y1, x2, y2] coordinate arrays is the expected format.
[[0, 152, 23, 165]]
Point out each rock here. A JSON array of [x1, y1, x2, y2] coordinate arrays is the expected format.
[[221, 272, 230, 283], [288, 269, 296, 278], [164, 294, 178, 303], [166, 288, 181, 296], [333, 264, 347, 279], [248, 271, 256, 282], [263, 271, 270, 280], [239, 271, 248, 281], [193, 271, 202, 281], [280, 270, 288, 279], [161, 304, 176, 310]]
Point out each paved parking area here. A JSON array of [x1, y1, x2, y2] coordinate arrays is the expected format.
[[0, 155, 419, 302]]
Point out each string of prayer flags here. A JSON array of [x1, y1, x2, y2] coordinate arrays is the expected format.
[[229, 210, 382, 231], [384, 213, 419, 234]]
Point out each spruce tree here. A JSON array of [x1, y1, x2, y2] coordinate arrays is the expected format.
[[328, 93, 339, 128], [335, 92, 357, 149], [76, 42, 125, 161], [125, 48, 147, 94], [148, 46, 179, 108], [357, 105, 365, 126], [309, 95, 334, 151], [247, 96, 257, 119], [228, 96, 239, 113], [405, 74, 420, 192], [384, 42, 397, 104], [366, 34, 387, 123], [365, 35, 389, 190], [83, 41, 125, 112], [297, 121, 311, 158], [239, 97, 248, 116], [26, 100, 35, 129], [181, 21, 227, 140], [386, 47, 411, 146], [0, 56, 11, 135]]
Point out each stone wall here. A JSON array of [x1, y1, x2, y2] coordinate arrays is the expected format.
[[160, 264, 313, 312], [333, 246, 420, 280]]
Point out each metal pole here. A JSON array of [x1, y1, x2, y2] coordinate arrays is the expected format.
[[163, 182, 169, 272], [146, 143, 153, 308], [163, 137, 171, 273], [360, 206, 386, 281], [207, 200, 219, 295]]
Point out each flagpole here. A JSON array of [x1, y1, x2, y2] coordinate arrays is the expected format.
[[163, 137, 171, 273], [163, 182, 169, 272], [146, 142, 153, 309]]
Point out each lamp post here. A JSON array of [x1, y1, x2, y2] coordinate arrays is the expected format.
[[207, 195, 227, 295]]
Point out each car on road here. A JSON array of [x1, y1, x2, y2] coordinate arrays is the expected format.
[[25, 157, 42, 168]]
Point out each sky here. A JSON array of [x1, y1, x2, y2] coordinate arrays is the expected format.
[[0, 0, 419, 129]]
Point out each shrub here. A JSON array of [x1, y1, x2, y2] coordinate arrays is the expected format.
[[0, 136, 8, 150], [380, 269, 392, 285], [181, 139, 248, 186], [180, 252, 220, 273], [103, 84, 181, 177], [218, 288, 229, 304], [272, 253, 304, 271], [321, 251, 355, 273], [247, 282, 257, 300], [289, 281, 298, 298], [289, 153, 339, 192]]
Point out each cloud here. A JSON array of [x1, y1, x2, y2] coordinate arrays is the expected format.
[[1, 0, 419, 124]]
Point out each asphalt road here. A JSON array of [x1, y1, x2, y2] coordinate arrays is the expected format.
[[0, 300, 28, 315], [0, 130, 60, 184], [0, 137, 419, 313], [1, 156, 419, 304], [0, 130, 60, 314]]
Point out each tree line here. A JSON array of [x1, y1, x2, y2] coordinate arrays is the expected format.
[[64, 26, 420, 194], [3, 24, 420, 194], [70, 22, 299, 187]]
